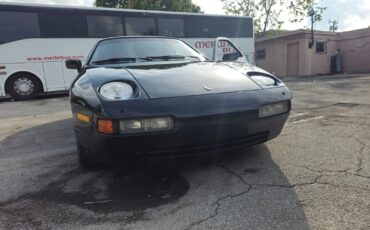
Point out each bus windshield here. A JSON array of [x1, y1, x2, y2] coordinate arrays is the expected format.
[[89, 38, 206, 65]]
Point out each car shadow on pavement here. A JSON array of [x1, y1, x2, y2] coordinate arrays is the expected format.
[[0, 118, 309, 229]]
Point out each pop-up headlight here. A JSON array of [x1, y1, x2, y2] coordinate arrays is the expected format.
[[99, 82, 133, 101]]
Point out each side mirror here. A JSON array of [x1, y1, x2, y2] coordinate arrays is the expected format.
[[222, 53, 240, 62], [66, 60, 82, 72]]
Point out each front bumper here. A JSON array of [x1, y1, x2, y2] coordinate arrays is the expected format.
[[75, 110, 289, 162], [73, 87, 291, 162]]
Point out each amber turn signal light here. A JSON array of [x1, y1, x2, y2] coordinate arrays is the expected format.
[[76, 113, 90, 123], [98, 119, 114, 134]]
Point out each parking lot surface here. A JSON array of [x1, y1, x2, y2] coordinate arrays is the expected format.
[[0, 75, 369, 229]]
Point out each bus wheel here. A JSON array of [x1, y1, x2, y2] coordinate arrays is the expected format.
[[6, 73, 42, 100]]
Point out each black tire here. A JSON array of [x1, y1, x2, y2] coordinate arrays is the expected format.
[[6, 73, 42, 100], [76, 141, 99, 169]]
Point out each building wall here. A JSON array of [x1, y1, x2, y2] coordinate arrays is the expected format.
[[309, 33, 338, 76], [338, 29, 370, 73], [256, 34, 311, 76], [255, 39, 287, 76], [256, 28, 370, 77]]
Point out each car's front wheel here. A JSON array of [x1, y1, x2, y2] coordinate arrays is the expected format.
[[76, 140, 99, 168]]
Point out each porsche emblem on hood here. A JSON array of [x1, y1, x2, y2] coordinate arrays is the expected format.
[[203, 85, 213, 91]]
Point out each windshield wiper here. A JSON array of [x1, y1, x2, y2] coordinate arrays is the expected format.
[[92, 57, 137, 64], [145, 55, 185, 60], [92, 55, 201, 64], [144, 55, 200, 61]]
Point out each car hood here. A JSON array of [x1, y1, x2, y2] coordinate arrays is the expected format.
[[124, 61, 262, 99]]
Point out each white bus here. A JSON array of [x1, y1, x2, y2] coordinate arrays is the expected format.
[[0, 3, 254, 100]]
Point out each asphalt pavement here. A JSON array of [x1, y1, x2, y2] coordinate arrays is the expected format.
[[0, 75, 369, 229]]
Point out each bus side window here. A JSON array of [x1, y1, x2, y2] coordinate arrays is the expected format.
[[87, 15, 124, 38], [184, 16, 253, 39], [0, 11, 40, 44], [201, 28, 210, 38], [39, 13, 87, 38], [125, 17, 156, 36], [158, 18, 184, 38], [184, 17, 211, 38]]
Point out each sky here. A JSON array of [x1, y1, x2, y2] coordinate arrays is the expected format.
[[1, 0, 369, 32]]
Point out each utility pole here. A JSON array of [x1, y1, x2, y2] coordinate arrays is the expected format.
[[329, 20, 339, 32], [308, 9, 315, 49]]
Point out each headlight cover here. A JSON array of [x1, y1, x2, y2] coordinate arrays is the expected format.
[[248, 72, 282, 88], [259, 101, 290, 118], [250, 75, 277, 86], [99, 82, 134, 101]]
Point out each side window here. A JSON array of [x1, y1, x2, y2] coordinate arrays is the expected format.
[[87, 15, 123, 38], [237, 18, 254, 38], [40, 13, 86, 38], [125, 17, 156, 35], [211, 18, 253, 38], [185, 18, 211, 38], [185, 17, 253, 38], [211, 18, 235, 37], [316, 41, 326, 54], [256, 49, 266, 60], [158, 18, 184, 37], [0, 11, 40, 43]]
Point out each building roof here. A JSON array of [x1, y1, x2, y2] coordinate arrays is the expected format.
[[256, 28, 370, 43], [256, 29, 337, 42]]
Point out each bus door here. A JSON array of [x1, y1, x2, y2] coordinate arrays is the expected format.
[[42, 61, 66, 91]]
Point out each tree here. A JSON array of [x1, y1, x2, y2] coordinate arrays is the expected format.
[[95, 0, 202, 13], [221, 0, 326, 37]]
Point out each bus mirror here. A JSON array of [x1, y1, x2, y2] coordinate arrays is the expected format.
[[66, 60, 82, 72]]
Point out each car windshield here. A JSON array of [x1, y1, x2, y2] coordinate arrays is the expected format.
[[89, 38, 206, 65]]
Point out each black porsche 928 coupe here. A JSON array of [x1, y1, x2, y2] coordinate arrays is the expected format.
[[66, 37, 291, 167]]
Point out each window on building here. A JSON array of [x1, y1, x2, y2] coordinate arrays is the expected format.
[[87, 15, 123, 38], [256, 49, 266, 60], [0, 11, 40, 43], [125, 17, 156, 36], [158, 18, 184, 37], [316, 41, 326, 53], [40, 13, 86, 38]]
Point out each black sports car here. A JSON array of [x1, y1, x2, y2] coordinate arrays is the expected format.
[[66, 37, 291, 167]]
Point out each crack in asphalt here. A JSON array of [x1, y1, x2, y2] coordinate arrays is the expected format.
[[185, 163, 325, 229], [295, 102, 362, 112], [287, 162, 370, 191], [315, 182, 370, 192], [184, 189, 251, 230], [355, 138, 368, 177], [251, 174, 324, 189], [287, 162, 350, 175], [356, 146, 365, 175], [217, 165, 252, 187], [288, 103, 370, 126], [184, 165, 252, 230]]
